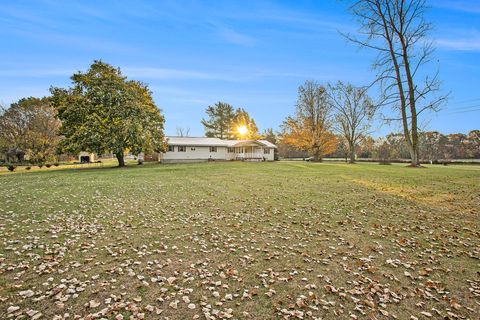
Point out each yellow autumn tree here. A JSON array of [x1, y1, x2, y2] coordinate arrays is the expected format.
[[281, 81, 337, 161]]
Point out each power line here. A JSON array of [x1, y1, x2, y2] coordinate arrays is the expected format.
[[447, 104, 480, 112], [449, 97, 480, 105], [447, 107, 480, 115]]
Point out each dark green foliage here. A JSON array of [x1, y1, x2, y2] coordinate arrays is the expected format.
[[50, 60, 166, 167], [201, 102, 235, 139], [263, 128, 279, 160]]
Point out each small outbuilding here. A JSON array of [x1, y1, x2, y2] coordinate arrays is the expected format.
[[78, 152, 95, 163]]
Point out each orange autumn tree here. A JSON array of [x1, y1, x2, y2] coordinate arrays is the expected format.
[[281, 81, 337, 161]]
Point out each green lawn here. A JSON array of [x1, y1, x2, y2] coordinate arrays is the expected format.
[[1, 162, 479, 319]]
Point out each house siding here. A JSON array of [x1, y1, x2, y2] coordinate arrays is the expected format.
[[263, 148, 275, 161], [161, 146, 228, 162]]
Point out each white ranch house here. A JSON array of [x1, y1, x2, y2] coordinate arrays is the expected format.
[[160, 136, 276, 163]]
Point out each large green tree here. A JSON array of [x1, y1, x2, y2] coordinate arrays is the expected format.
[[50, 60, 166, 167], [0, 97, 61, 163], [201, 102, 235, 139]]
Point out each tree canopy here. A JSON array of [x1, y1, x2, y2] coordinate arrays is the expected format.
[[281, 81, 337, 161], [201, 102, 235, 139], [0, 97, 61, 163], [327, 81, 375, 163], [50, 60, 166, 167], [231, 108, 260, 140], [201, 103, 260, 140]]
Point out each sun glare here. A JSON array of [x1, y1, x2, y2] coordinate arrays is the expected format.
[[237, 125, 248, 136]]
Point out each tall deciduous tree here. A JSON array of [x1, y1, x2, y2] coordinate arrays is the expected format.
[[347, 0, 446, 167], [201, 102, 235, 139], [281, 80, 337, 161], [50, 60, 166, 167], [0, 97, 61, 163], [327, 81, 375, 163], [231, 108, 260, 140]]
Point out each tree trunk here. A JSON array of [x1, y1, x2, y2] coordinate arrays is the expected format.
[[398, 17, 420, 168], [348, 142, 356, 163], [313, 149, 322, 162], [116, 152, 125, 167], [409, 123, 420, 167], [406, 144, 420, 167], [374, 1, 417, 166]]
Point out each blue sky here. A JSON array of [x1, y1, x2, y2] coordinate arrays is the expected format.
[[0, 0, 479, 137]]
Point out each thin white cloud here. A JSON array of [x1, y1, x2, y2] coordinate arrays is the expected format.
[[123, 67, 242, 81], [0, 63, 368, 85], [0, 66, 239, 81], [217, 27, 256, 46], [432, 0, 480, 14], [0, 68, 73, 77], [436, 38, 480, 51]]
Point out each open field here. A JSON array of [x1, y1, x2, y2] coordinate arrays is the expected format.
[[1, 162, 479, 319]]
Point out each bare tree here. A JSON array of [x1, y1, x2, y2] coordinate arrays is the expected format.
[[346, 0, 446, 167], [176, 127, 190, 137], [327, 81, 375, 163]]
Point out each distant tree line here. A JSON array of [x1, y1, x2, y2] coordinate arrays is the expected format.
[[277, 130, 480, 162], [371, 131, 480, 162]]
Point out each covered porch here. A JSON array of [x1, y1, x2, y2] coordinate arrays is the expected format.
[[231, 141, 268, 161]]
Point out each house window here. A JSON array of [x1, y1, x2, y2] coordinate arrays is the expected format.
[[168, 145, 174, 152], [210, 146, 217, 152], [227, 147, 234, 153], [191, 147, 196, 151], [264, 148, 271, 154], [178, 146, 186, 152]]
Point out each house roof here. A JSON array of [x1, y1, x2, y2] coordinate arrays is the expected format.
[[165, 136, 277, 148], [228, 140, 277, 148]]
